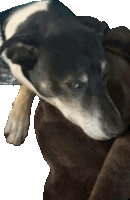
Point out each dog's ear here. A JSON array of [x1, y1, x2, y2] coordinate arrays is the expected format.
[[77, 16, 109, 42], [103, 26, 130, 61], [0, 34, 39, 69], [0, 33, 38, 54], [6, 43, 38, 69]]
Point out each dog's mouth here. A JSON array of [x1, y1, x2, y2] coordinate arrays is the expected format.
[[39, 91, 124, 141]]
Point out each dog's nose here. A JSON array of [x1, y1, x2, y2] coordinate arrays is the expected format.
[[4, 132, 9, 139]]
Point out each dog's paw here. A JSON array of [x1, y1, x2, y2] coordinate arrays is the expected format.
[[4, 107, 30, 146]]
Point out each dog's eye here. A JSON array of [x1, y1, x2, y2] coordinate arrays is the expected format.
[[101, 61, 107, 76], [74, 83, 80, 88], [67, 82, 84, 90]]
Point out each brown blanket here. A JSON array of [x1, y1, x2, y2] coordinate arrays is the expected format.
[[89, 27, 130, 200]]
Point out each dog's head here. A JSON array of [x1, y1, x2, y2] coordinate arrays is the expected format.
[[0, 15, 124, 140]]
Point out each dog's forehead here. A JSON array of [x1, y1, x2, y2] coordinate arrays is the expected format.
[[43, 30, 105, 77], [47, 29, 103, 53], [46, 49, 103, 79]]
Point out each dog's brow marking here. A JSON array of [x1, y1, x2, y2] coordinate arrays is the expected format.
[[79, 74, 88, 83], [101, 61, 106, 71], [5, 1, 50, 40], [16, 42, 24, 47], [41, 82, 47, 88], [40, 82, 48, 89]]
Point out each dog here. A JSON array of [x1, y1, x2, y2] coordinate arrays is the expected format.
[[0, 0, 125, 146], [1, 0, 130, 199]]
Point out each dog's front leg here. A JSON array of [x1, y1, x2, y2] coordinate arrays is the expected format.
[[4, 84, 35, 146]]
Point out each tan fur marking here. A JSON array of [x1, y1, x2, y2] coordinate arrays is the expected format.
[[4, 85, 35, 145]]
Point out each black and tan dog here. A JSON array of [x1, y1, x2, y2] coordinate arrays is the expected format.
[[0, 0, 124, 144], [1, 0, 130, 199]]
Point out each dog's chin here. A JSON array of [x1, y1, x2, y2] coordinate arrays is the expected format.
[[82, 124, 123, 141], [81, 128, 111, 141]]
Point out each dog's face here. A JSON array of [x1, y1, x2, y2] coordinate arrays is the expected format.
[[0, 3, 124, 140]]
